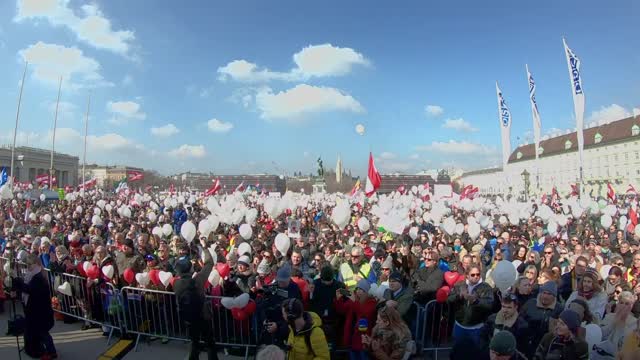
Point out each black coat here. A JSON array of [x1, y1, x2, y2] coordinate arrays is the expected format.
[[411, 265, 444, 304], [14, 271, 54, 334], [173, 248, 214, 320]]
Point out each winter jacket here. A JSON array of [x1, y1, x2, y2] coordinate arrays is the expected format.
[[309, 278, 344, 318], [521, 295, 563, 357], [13, 271, 54, 334], [600, 313, 638, 351], [559, 270, 579, 301], [565, 290, 608, 321], [286, 311, 331, 360], [173, 248, 214, 320], [447, 280, 494, 327], [334, 297, 378, 350], [115, 251, 145, 275], [384, 286, 416, 325], [482, 311, 529, 354], [411, 265, 444, 305], [533, 332, 588, 360]]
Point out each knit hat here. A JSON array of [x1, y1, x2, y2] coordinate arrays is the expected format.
[[175, 258, 191, 275], [257, 259, 271, 275], [582, 267, 600, 282], [122, 238, 134, 250], [276, 266, 291, 282], [381, 256, 394, 269], [356, 279, 371, 293], [490, 331, 516, 355], [559, 309, 580, 334], [320, 265, 334, 281], [389, 271, 403, 283], [237, 255, 251, 267], [540, 281, 558, 297]]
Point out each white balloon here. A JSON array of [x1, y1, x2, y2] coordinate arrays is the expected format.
[[220, 297, 235, 310], [357, 217, 370, 233], [355, 123, 365, 135], [409, 226, 419, 240], [512, 259, 522, 270], [468, 222, 481, 240], [148, 212, 157, 223], [233, 293, 250, 309], [135, 272, 150, 287], [29, 212, 36, 221], [584, 324, 602, 354], [91, 215, 103, 226], [454, 223, 464, 235], [162, 223, 173, 236], [159, 271, 173, 287], [239, 224, 253, 240], [57, 282, 72, 296], [275, 233, 290, 255], [76, 206, 83, 214], [599, 265, 612, 281], [443, 217, 456, 235], [152, 226, 163, 237], [619, 215, 628, 229], [43, 214, 52, 223], [94, 208, 101, 216], [600, 214, 612, 228], [97, 200, 106, 209], [83, 261, 91, 273], [181, 221, 197, 243], [635, 224, 640, 238], [207, 269, 221, 286], [102, 265, 114, 279], [39, 194, 46, 202], [491, 260, 517, 293], [237, 242, 252, 256]]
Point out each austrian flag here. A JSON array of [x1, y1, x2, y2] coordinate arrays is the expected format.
[[365, 152, 381, 197], [127, 170, 144, 182]]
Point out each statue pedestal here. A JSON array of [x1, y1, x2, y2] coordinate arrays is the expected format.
[[312, 180, 326, 194]]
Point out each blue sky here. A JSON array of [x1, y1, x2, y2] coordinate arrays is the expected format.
[[0, 0, 638, 176]]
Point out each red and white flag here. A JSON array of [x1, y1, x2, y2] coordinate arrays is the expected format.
[[35, 174, 57, 187], [364, 152, 381, 198], [78, 178, 97, 190], [423, 182, 430, 193], [397, 185, 406, 195], [234, 181, 245, 192], [127, 170, 144, 182], [350, 179, 361, 197], [460, 184, 473, 199], [627, 184, 637, 196], [628, 205, 638, 233], [570, 184, 579, 197], [607, 183, 616, 202], [169, 183, 176, 194], [541, 193, 548, 205], [551, 186, 559, 206], [205, 179, 221, 196]]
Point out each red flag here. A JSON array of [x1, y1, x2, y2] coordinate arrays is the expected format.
[[541, 193, 548, 205], [627, 184, 637, 196], [364, 153, 381, 197], [607, 183, 616, 202], [460, 184, 473, 199], [628, 206, 638, 233], [397, 185, 406, 195], [423, 182, 430, 193], [234, 181, 245, 192], [127, 170, 144, 182], [570, 184, 579, 197], [205, 179, 221, 196], [78, 178, 97, 190], [144, 184, 152, 192], [551, 186, 559, 205], [169, 183, 176, 194], [35, 174, 57, 187]]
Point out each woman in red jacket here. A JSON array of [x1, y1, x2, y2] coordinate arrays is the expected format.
[[335, 279, 378, 359]]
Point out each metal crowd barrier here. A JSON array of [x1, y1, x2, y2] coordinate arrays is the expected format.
[[0, 256, 29, 277], [205, 295, 258, 359], [413, 300, 455, 360], [45, 269, 123, 345]]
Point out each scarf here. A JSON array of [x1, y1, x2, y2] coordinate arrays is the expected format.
[[22, 265, 42, 304], [578, 288, 595, 300]]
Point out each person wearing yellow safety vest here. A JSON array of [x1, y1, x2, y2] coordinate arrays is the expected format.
[[338, 246, 377, 291]]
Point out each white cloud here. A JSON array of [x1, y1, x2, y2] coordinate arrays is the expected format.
[[416, 140, 497, 155], [425, 105, 444, 117], [15, 0, 135, 57], [379, 152, 396, 160], [107, 100, 146, 124], [442, 118, 478, 132], [207, 118, 234, 133], [634, 108, 640, 118], [169, 144, 206, 158], [376, 160, 414, 173], [122, 74, 133, 86], [255, 84, 365, 120], [150, 123, 179, 137], [43, 100, 75, 119], [588, 104, 631, 125], [409, 153, 419, 160], [18, 41, 111, 89], [303, 151, 310, 157], [217, 43, 369, 82]]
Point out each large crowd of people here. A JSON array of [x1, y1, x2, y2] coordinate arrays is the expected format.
[[1, 186, 640, 360]]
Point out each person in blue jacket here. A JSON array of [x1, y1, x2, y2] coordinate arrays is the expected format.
[[173, 203, 187, 235]]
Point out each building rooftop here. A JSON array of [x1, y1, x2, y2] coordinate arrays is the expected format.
[[509, 115, 640, 163], [0, 145, 79, 160], [461, 167, 503, 177]]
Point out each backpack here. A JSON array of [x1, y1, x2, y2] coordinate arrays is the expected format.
[[177, 278, 203, 323], [303, 326, 318, 357]]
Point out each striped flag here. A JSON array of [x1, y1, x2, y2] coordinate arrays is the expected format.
[[607, 183, 616, 202], [127, 170, 144, 182], [364, 153, 381, 197], [526, 65, 542, 160], [627, 184, 637, 196], [234, 181, 245, 193], [350, 179, 361, 197], [115, 178, 128, 193], [563, 38, 585, 183], [496, 82, 512, 168], [205, 179, 221, 196]]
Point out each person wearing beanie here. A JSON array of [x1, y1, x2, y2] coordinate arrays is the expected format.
[[534, 309, 588, 360], [309, 265, 345, 346], [384, 270, 415, 325], [565, 266, 608, 320], [115, 236, 145, 275], [335, 275, 377, 357], [255, 259, 275, 291], [232, 254, 256, 294], [489, 330, 527, 360], [521, 280, 563, 358]]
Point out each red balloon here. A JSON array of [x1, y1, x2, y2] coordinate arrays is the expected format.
[[444, 271, 459, 287], [216, 263, 230, 279], [435, 287, 449, 303], [232, 307, 250, 321], [86, 265, 100, 280], [123, 268, 135, 285], [76, 262, 87, 277], [149, 269, 161, 286], [243, 300, 257, 316]]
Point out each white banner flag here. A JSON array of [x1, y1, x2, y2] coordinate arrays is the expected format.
[[496, 82, 512, 168], [526, 64, 542, 160], [563, 38, 585, 183]]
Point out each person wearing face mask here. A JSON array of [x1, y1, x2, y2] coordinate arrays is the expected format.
[[533, 309, 588, 360], [600, 291, 638, 352]]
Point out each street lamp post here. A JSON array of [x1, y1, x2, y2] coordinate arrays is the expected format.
[[521, 169, 530, 201]]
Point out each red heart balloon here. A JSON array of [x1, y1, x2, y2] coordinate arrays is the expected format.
[[232, 307, 249, 321], [76, 262, 87, 277], [123, 268, 135, 285], [87, 265, 100, 280], [444, 271, 459, 287], [216, 263, 230, 279], [243, 300, 257, 316], [148, 269, 161, 286]]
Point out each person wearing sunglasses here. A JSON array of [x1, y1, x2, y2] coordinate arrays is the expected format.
[[482, 293, 529, 356], [411, 250, 444, 305], [448, 265, 494, 346], [338, 246, 376, 291], [605, 266, 625, 300]]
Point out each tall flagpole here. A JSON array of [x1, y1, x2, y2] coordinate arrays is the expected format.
[[10, 62, 28, 190], [82, 92, 91, 196], [49, 76, 63, 189]]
